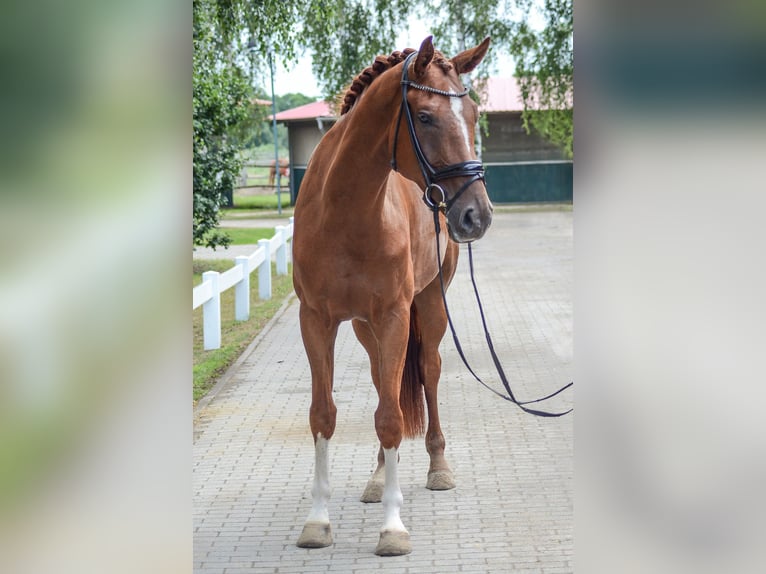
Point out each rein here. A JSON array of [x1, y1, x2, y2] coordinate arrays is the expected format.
[[433, 208, 573, 417], [392, 50, 573, 417]]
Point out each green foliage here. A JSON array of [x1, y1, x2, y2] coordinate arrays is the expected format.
[[193, 0, 251, 248], [207, 0, 299, 59], [193, 0, 305, 249], [509, 0, 573, 157], [276, 92, 316, 111], [426, 0, 514, 72], [303, 0, 409, 99]]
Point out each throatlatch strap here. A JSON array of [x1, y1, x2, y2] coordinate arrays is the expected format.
[[432, 209, 573, 417]]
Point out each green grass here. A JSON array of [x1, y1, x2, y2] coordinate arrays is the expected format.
[[200, 226, 276, 246], [231, 192, 292, 210], [217, 227, 275, 245], [220, 208, 294, 220], [193, 259, 294, 403]]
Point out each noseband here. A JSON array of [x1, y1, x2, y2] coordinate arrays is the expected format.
[[390, 51, 486, 214]]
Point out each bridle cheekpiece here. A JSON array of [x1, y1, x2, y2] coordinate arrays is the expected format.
[[391, 51, 486, 214]]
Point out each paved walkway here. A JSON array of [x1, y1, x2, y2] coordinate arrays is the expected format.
[[193, 210, 573, 573]]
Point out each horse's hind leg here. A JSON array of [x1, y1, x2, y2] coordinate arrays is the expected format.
[[352, 319, 386, 503], [296, 305, 339, 549], [368, 309, 413, 556], [414, 262, 457, 491], [353, 312, 413, 556], [353, 305, 412, 556], [359, 446, 386, 503]]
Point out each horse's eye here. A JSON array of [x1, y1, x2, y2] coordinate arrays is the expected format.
[[417, 112, 431, 124]]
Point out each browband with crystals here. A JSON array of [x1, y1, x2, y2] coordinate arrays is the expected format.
[[403, 81, 470, 98]]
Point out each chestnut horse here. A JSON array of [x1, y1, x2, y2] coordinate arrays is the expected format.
[[268, 158, 288, 186], [292, 36, 493, 556]]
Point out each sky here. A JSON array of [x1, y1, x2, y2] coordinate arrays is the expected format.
[[273, 19, 518, 97]]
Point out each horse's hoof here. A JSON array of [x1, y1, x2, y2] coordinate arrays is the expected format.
[[426, 469, 456, 491], [374, 529, 412, 556], [360, 478, 384, 503], [296, 521, 332, 548]]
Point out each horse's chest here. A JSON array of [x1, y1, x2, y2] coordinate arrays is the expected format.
[[297, 248, 411, 315], [331, 253, 407, 295]]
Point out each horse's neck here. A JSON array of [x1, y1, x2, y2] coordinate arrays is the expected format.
[[320, 85, 399, 209]]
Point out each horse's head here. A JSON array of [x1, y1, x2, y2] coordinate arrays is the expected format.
[[393, 36, 493, 243]]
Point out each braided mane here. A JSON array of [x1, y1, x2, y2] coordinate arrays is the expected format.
[[339, 48, 455, 115]]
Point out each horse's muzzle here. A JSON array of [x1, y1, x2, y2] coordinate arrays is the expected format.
[[447, 201, 493, 243]]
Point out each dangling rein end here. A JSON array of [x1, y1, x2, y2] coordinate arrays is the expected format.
[[432, 213, 574, 418], [465, 242, 573, 417]]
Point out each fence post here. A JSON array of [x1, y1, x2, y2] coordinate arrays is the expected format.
[[258, 239, 272, 300], [275, 226, 287, 275], [201, 271, 221, 350], [234, 255, 250, 321]]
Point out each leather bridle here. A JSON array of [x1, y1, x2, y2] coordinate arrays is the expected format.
[[390, 51, 486, 214]]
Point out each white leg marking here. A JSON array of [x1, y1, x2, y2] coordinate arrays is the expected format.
[[381, 447, 407, 533], [306, 434, 330, 524], [450, 90, 471, 155]]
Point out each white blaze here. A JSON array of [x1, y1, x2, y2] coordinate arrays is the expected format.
[[450, 89, 472, 155]]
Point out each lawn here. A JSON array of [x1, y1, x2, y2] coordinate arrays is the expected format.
[[217, 227, 275, 245], [201, 225, 295, 246], [232, 192, 292, 210], [193, 259, 294, 403]]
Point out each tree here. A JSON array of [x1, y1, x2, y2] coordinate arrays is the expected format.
[[193, 0, 301, 248], [425, 0, 513, 71], [302, 0, 409, 101], [193, 0, 251, 248], [508, 0, 573, 157], [276, 93, 316, 112]]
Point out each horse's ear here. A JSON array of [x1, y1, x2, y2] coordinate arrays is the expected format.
[[451, 36, 491, 75], [414, 36, 435, 79]]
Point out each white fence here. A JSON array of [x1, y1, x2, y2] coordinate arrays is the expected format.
[[193, 217, 294, 350]]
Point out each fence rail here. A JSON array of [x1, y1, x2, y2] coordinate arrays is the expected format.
[[193, 217, 294, 350]]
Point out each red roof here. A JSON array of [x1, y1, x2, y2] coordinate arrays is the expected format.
[[479, 77, 525, 112], [479, 77, 572, 112], [271, 100, 335, 121]]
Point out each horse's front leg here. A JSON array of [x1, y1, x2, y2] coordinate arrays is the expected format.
[[296, 305, 339, 549], [370, 308, 412, 556]]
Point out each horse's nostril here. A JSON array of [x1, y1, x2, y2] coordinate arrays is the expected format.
[[461, 207, 477, 232]]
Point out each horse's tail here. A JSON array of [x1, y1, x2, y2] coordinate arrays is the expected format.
[[400, 303, 427, 438]]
